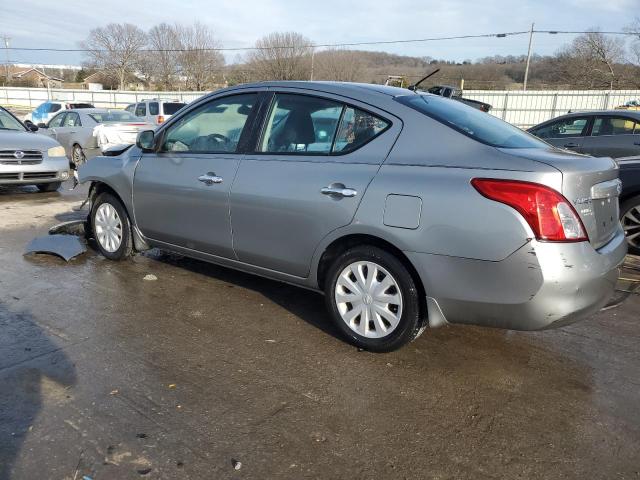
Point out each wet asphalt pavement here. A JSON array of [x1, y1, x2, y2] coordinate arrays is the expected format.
[[0, 183, 639, 480]]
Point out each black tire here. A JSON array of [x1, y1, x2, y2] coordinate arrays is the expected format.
[[620, 195, 640, 255], [324, 245, 427, 352], [71, 144, 86, 170], [36, 182, 62, 192], [90, 192, 133, 260]]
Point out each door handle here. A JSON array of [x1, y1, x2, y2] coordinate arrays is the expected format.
[[564, 142, 579, 148], [198, 172, 223, 185], [321, 184, 358, 198]]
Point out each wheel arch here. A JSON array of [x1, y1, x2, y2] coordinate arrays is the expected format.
[[315, 233, 427, 314]]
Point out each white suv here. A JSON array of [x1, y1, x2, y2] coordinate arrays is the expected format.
[[125, 99, 186, 126]]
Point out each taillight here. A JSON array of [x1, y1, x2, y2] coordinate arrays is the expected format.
[[471, 178, 588, 242], [157, 115, 165, 124]]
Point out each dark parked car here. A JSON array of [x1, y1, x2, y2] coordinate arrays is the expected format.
[[528, 111, 640, 159], [618, 156, 640, 253]]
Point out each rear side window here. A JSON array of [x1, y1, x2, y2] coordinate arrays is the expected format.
[[125, 104, 135, 113], [49, 103, 61, 113], [592, 116, 637, 136], [135, 103, 146, 117], [149, 102, 159, 115], [63, 112, 81, 127], [397, 94, 545, 148], [163, 102, 186, 115], [333, 107, 389, 153], [259, 94, 389, 155], [533, 117, 589, 139]]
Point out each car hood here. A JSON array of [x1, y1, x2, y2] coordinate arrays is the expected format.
[[0, 130, 61, 150]]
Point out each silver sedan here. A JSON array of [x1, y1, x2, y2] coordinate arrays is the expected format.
[[37, 109, 154, 168]]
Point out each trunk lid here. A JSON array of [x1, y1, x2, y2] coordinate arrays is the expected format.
[[499, 147, 621, 249]]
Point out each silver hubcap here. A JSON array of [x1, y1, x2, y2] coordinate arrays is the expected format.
[[335, 261, 403, 339], [94, 203, 123, 253], [73, 147, 84, 165], [622, 205, 640, 249]]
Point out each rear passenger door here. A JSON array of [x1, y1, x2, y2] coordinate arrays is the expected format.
[[580, 116, 640, 158], [229, 91, 400, 277], [530, 116, 590, 153]]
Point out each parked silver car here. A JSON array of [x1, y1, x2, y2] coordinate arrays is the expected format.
[[0, 106, 69, 191], [38, 109, 153, 168], [79, 82, 627, 351]]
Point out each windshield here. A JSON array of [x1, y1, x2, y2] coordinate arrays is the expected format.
[[163, 102, 186, 115], [89, 111, 143, 123], [396, 94, 546, 149], [0, 108, 26, 131]]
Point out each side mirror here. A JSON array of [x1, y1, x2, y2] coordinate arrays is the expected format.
[[136, 130, 156, 151], [24, 120, 38, 132], [37, 122, 47, 129]]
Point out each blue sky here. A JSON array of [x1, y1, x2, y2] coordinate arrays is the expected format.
[[2, 0, 637, 66]]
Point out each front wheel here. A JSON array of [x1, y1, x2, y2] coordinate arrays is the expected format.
[[91, 192, 133, 260], [325, 245, 427, 352], [71, 144, 86, 170], [621, 195, 640, 255]]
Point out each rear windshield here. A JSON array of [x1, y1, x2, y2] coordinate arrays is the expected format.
[[162, 102, 186, 115], [396, 94, 546, 149], [89, 111, 141, 123]]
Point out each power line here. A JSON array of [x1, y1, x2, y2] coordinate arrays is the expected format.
[[1, 31, 534, 53]]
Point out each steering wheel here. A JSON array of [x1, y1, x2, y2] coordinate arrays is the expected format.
[[207, 133, 231, 146]]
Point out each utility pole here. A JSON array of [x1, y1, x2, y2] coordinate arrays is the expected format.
[[2, 36, 10, 84], [310, 46, 315, 81], [523, 23, 534, 91]]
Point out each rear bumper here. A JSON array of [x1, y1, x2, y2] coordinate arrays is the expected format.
[[406, 227, 627, 331]]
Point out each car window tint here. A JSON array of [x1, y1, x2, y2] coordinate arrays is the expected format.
[[260, 94, 342, 154], [49, 104, 62, 113], [49, 113, 65, 128], [333, 107, 389, 153], [162, 103, 185, 115], [163, 93, 257, 153], [592, 117, 637, 136], [63, 112, 81, 127], [149, 102, 159, 115], [531, 117, 589, 139], [135, 103, 146, 117]]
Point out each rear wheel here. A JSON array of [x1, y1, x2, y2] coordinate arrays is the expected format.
[[36, 182, 61, 192], [91, 192, 133, 260], [621, 195, 640, 255], [325, 245, 426, 352]]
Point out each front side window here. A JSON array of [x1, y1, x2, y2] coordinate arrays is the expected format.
[[260, 94, 342, 154], [63, 112, 81, 127], [135, 103, 146, 117], [532, 117, 589, 139], [398, 94, 546, 148], [333, 107, 389, 153], [149, 102, 159, 115], [163, 93, 257, 153], [48, 113, 65, 128], [591, 116, 637, 136], [0, 108, 26, 131]]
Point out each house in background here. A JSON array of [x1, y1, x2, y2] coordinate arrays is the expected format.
[[82, 71, 149, 91], [4, 66, 64, 88]]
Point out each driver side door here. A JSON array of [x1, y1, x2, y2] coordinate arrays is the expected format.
[[133, 92, 260, 258], [530, 116, 590, 153]]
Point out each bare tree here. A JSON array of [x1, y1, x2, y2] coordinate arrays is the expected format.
[[81, 23, 147, 90], [246, 32, 313, 80], [144, 23, 181, 90], [175, 23, 225, 90], [625, 17, 640, 65], [314, 49, 363, 82], [556, 29, 625, 89]]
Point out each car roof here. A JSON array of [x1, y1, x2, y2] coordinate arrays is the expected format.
[[562, 110, 640, 118], [218, 81, 416, 100]]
